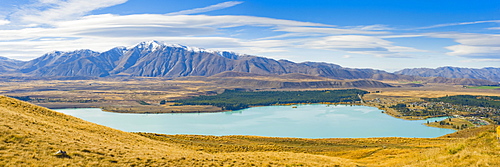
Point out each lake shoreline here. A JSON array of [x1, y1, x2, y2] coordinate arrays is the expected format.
[[49, 101, 456, 130], [54, 104, 457, 138]]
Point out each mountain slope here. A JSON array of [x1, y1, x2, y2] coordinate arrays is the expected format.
[[1, 41, 390, 79], [396, 67, 500, 82], [424, 77, 499, 86], [0, 96, 196, 166], [0, 96, 359, 166], [203, 72, 394, 89], [0, 41, 497, 85], [0, 56, 25, 74]]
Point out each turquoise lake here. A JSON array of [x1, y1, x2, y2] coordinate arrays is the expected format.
[[54, 104, 456, 138]]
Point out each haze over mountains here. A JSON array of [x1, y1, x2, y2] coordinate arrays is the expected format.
[[0, 40, 498, 85]]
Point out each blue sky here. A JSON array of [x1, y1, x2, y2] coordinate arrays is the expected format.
[[0, 0, 499, 71]]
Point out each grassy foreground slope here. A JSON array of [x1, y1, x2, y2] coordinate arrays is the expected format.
[[0, 96, 356, 166], [1, 95, 499, 166]]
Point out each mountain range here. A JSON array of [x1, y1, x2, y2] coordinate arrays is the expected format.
[[395, 67, 500, 82], [0, 40, 498, 85]]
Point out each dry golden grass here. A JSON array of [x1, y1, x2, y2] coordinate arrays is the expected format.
[[138, 126, 500, 167], [426, 118, 474, 130], [0, 96, 363, 166], [2, 96, 499, 166], [2, 78, 500, 166], [497, 126, 500, 140]]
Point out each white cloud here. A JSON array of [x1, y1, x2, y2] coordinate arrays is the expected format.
[[446, 45, 500, 57], [0, 13, 429, 60], [379, 34, 424, 38], [12, 0, 127, 25], [416, 20, 500, 30], [427, 33, 500, 59], [55, 14, 329, 32], [166, 1, 243, 15], [302, 35, 426, 57], [0, 20, 10, 25], [1, 0, 425, 61], [350, 24, 393, 31], [1, 0, 463, 63], [460, 59, 500, 63], [275, 27, 388, 35]]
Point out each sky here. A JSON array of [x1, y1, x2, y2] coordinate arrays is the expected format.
[[0, 0, 499, 71]]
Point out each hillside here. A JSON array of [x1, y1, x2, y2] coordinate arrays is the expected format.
[[424, 77, 499, 86], [1, 96, 500, 166], [0, 56, 25, 74], [201, 72, 394, 89], [0, 41, 497, 86], [0, 96, 354, 166], [396, 66, 500, 82], [2, 41, 383, 79]]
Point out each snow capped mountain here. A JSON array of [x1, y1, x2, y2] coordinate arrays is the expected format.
[[131, 40, 211, 53], [0, 40, 497, 85], [5, 41, 252, 77], [133, 40, 164, 52]]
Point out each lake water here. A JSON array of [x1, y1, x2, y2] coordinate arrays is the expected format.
[[54, 104, 455, 138]]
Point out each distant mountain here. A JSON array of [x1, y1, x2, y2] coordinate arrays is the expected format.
[[0, 56, 25, 74], [2, 41, 392, 79], [423, 77, 498, 86], [197, 71, 394, 89], [0, 40, 497, 86], [20, 50, 104, 76], [395, 67, 500, 82]]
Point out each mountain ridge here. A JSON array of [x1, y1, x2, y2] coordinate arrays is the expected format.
[[0, 40, 393, 79], [0, 40, 498, 85], [395, 66, 500, 82]]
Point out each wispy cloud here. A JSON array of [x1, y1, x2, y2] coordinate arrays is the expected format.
[[301, 35, 426, 57], [10, 0, 127, 25], [349, 24, 393, 31], [0, 20, 10, 25], [416, 20, 500, 30], [0, 13, 423, 60], [166, 1, 243, 15], [427, 33, 500, 59], [275, 27, 388, 35], [3, 0, 495, 64], [460, 59, 500, 63]]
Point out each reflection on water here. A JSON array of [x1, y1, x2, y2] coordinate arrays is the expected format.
[[54, 104, 455, 138]]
